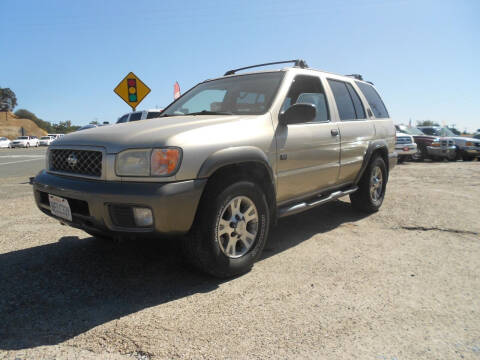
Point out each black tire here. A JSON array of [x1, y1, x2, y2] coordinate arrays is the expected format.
[[397, 156, 404, 164], [182, 180, 270, 278], [463, 156, 474, 161], [350, 155, 387, 213]]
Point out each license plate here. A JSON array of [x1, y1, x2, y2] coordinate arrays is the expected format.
[[48, 194, 72, 221], [403, 146, 409, 151]]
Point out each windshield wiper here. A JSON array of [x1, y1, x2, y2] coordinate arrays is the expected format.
[[185, 110, 233, 116]]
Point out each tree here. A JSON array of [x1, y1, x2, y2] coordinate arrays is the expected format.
[[14, 108, 54, 133], [417, 120, 440, 127], [90, 120, 99, 125], [14, 109, 37, 121], [447, 126, 460, 135], [0, 87, 17, 112]]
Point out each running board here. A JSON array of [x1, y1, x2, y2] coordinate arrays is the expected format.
[[278, 187, 358, 218]]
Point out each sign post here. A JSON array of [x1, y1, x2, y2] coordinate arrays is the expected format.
[[114, 72, 151, 112]]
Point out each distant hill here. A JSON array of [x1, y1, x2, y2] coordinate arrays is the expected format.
[[0, 112, 48, 139]]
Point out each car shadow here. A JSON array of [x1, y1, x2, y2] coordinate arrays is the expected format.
[[0, 200, 368, 350]]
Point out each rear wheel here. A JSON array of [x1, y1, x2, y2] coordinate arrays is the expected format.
[[182, 180, 270, 278], [397, 156, 405, 164], [350, 155, 387, 213]]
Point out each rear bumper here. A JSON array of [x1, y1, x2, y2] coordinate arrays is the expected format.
[[395, 143, 417, 156], [33, 170, 207, 237]]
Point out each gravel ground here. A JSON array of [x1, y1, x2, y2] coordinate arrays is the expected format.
[[0, 161, 479, 359]]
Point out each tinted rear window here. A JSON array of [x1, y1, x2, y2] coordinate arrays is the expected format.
[[328, 79, 356, 121], [355, 81, 389, 118], [129, 112, 143, 121], [146, 112, 161, 119], [117, 115, 128, 123]]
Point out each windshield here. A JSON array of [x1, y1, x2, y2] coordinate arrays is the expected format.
[[41, 136, 51, 140], [399, 127, 425, 135], [0, 137, 6, 141], [420, 127, 456, 137], [17, 136, 28, 140], [161, 72, 285, 117]]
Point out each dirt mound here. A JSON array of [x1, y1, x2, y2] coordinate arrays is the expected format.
[[0, 112, 48, 139]]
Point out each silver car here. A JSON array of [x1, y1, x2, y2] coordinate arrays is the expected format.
[[33, 60, 396, 277]]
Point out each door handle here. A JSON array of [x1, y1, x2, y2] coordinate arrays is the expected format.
[[331, 129, 339, 136]]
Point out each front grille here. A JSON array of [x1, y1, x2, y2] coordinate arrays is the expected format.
[[396, 136, 412, 145], [109, 205, 135, 227], [441, 140, 447, 146], [49, 149, 102, 177]]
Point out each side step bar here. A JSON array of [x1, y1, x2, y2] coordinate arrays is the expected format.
[[278, 187, 358, 218]]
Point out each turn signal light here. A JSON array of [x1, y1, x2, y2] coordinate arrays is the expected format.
[[151, 148, 181, 176]]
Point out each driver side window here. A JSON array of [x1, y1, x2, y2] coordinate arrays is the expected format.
[[281, 75, 330, 122]]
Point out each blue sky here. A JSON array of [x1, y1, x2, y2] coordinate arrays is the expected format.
[[1, 0, 479, 131]]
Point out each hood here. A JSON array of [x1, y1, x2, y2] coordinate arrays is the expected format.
[[53, 115, 248, 153]]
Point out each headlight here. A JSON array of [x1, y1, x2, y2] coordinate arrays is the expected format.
[[116, 148, 181, 177], [431, 141, 441, 147]]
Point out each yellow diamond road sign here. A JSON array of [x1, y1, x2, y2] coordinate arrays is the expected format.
[[114, 72, 151, 111]]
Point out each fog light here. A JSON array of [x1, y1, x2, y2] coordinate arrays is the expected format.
[[133, 207, 153, 227]]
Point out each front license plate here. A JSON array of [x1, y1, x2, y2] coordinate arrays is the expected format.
[[403, 146, 409, 151], [48, 194, 72, 221]]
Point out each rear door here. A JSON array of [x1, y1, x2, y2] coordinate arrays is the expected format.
[[276, 74, 341, 204], [326, 78, 375, 183]]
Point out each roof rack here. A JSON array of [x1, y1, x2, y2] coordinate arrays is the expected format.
[[224, 59, 308, 76], [345, 74, 364, 80]]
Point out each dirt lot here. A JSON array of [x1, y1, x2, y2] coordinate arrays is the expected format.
[[0, 161, 479, 360]]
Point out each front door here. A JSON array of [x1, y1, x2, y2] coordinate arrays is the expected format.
[[276, 75, 340, 204]]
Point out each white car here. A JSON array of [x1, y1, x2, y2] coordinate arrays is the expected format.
[[116, 109, 163, 124], [395, 132, 417, 163], [39, 136, 55, 146], [0, 137, 12, 148], [11, 136, 39, 148]]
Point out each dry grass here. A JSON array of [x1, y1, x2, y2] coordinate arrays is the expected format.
[[0, 112, 47, 139]]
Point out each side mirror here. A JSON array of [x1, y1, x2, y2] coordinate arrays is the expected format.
[[279, 103, 316, 125]]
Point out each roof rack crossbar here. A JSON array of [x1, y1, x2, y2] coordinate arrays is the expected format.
[[224, 59, 308, 76]]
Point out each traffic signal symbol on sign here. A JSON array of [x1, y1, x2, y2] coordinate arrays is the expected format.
[[114, 72, 151, 111], [127, 78, 137, 102]]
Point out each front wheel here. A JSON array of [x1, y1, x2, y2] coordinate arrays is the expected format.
[[350, 155, 387, 213], [182, 180, 270, 278]]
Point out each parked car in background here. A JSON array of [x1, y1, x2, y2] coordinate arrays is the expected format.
[[0, 137, 12, 148], [395, 132, 417, 163], [11, 136, 39, 148], [396, 125, 456, 161], [39, 136, 55, 146], [418, 126, 480, 161], [116, 109, 163, 124], [47, 134, 65, 140], [473, 133, 480, 140]]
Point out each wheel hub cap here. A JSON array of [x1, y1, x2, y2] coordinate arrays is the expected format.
[[370, 166, 383, 202], [216, 196, 259, 258]]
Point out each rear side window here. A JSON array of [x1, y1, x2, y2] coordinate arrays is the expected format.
[[346, 83, 365, 119], [328, 79, 356, 121], [146, 112, 161, 119], [129, 112, 143, 122], [117, 115, 128, 123], [355, 81, 389, 118]]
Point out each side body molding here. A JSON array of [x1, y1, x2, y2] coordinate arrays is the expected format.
[[197, 146, 274, 180], [354, 139, 389, 185]]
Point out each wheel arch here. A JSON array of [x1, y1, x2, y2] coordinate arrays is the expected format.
[[197, 147, 276, 220], [354, 140, 389, 185]]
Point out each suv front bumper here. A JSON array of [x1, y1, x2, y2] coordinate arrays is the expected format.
[[426, 145, 456, 158], [33, 170, 206, 237]]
